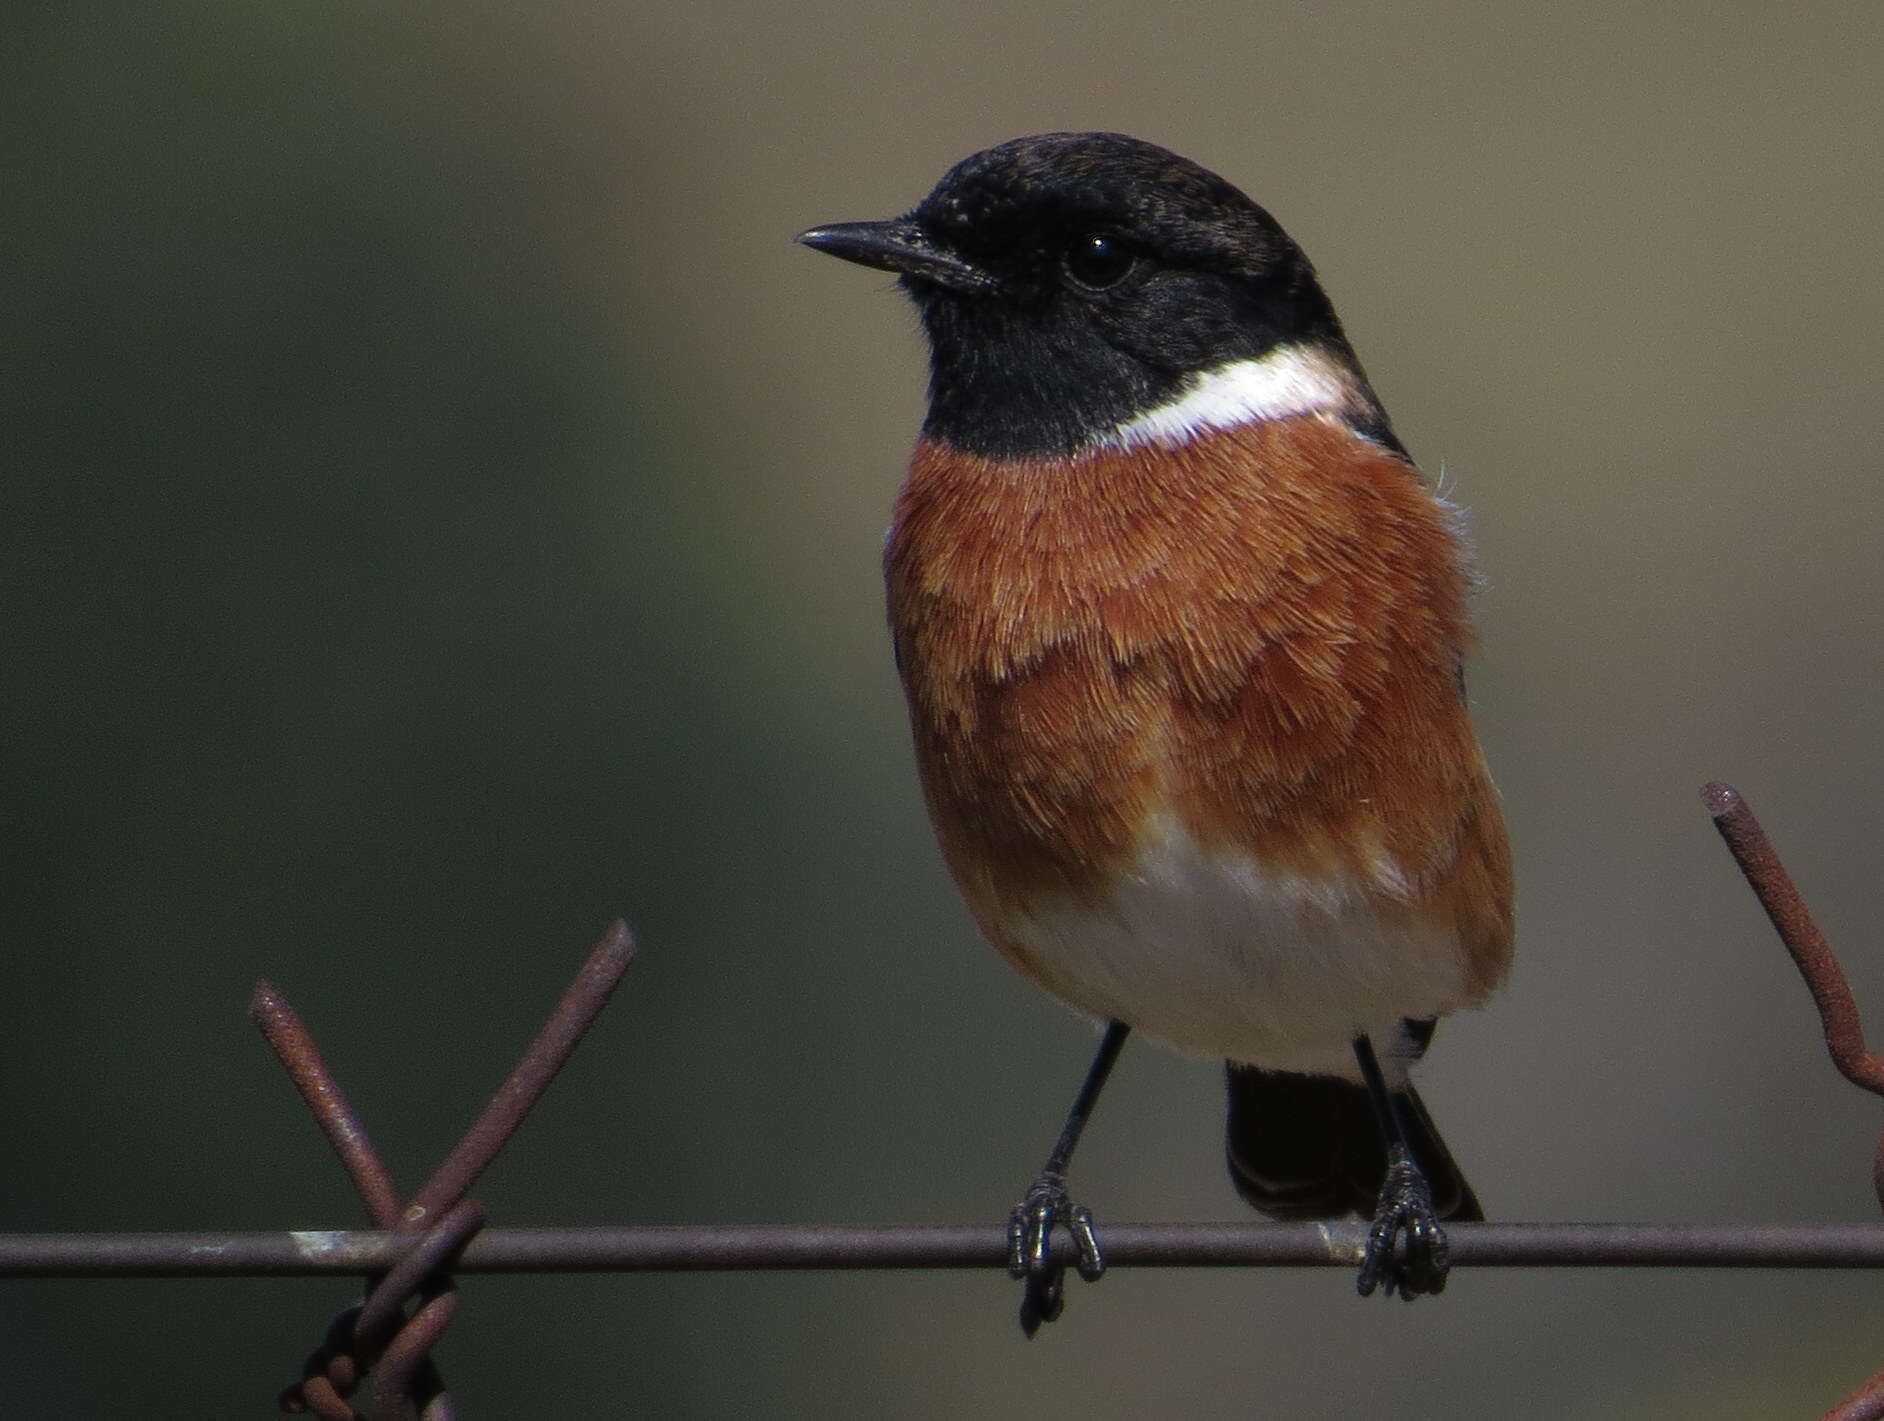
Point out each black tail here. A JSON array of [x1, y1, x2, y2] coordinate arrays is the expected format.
[[1224, 1064, 1482, 1222]]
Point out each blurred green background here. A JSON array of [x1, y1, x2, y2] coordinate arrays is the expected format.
[[4, 1, 1884, 1416]]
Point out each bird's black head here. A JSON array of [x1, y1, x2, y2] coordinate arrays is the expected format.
[[798, 132, 1376, 460]]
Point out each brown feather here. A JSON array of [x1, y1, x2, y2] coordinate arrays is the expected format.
[[887, 413, 1513, 1003]]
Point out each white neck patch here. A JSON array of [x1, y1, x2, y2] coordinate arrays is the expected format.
[[1100, 343, 1357, 452]]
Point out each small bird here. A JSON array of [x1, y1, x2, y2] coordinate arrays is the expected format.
[[797, 132, 1512, 1332]]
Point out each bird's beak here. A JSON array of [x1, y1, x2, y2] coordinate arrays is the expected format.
[[795, 220, 995, 293]]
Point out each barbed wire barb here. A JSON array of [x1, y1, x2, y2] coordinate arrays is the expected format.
[[1703, 782, 1884, 1421], [253, 919, 635, 1419]]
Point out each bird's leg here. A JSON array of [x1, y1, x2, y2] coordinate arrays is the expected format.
[[1352, 1032, 1451, 1300], [1008, 1019, 1129, 1336]]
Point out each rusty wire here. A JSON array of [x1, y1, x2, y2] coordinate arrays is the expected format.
[[10, 1220, 1884, 1276], [2, 789, 1883, 1414], [251, 983, 401, 1229], [254, 920, 634, 1419], [1704, 783, 1884, 1421], [1829, 1375, 1884, 1421], [1703, 784, 1884, 1104]]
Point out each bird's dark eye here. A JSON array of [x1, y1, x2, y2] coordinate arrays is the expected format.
[[1062, 233, 1137, 290]]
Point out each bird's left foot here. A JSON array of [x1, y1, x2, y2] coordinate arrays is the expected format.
[[1356, 1143, 1450, 1300], [1007, 1173, 1105, 1336]]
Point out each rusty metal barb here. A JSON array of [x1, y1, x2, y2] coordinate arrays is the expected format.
[[371, 1290, 458, 1421], [353, 1204, 485, 1352], [1703, 783, 1884, 1097], [1702, 782, 1884, 1421], [1826, 1373, 1884, 1421], [251, 981, 401, 1229], [255, 920, 636, 1419], [402, 921, 634, 1228]]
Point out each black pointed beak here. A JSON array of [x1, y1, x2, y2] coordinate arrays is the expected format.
[[795, 220, 995, 293]]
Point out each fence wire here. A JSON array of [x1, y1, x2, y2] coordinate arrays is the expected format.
[[3, 785, 1880, 1421]]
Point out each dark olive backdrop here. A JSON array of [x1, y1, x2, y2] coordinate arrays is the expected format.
[[4, 2, 1884, 1417]]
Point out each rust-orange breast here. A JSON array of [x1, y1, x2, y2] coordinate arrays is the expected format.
[[886, 414, 1512, 1001]]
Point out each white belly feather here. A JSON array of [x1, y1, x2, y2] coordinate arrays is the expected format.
[[1003, 814, 1469, 1082]]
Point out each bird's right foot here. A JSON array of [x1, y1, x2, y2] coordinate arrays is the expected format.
[[1356, 1142, 1451, 1300], [1007, 1173, 1104, 1336]]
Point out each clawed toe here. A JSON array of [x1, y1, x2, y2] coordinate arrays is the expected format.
[[1008, 1177, 1105, 1335], [1356, 1144, 1451, 1300]]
